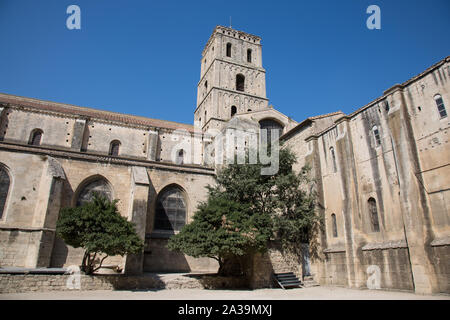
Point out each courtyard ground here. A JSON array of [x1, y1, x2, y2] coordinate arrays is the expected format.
[[0, 286, 448, 300]]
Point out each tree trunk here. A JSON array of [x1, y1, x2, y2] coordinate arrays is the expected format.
[[217, 255, 243, 276]]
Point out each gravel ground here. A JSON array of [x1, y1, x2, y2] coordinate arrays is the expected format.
[[1, 286, 449, 300]]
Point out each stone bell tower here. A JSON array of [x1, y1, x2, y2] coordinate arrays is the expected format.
[[194, 26, 269, 132]]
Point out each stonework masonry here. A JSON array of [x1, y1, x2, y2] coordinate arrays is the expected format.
[[0, 25, 449, 294]]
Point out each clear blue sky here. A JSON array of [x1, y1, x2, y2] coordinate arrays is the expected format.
[[0, 0, 449, 125]]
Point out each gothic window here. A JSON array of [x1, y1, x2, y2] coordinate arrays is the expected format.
[[372, 126, 381, 146], [231, 105, 237, 117], [176, 149, 185, 165], [109, 140, 120, 156], [435, 94, 447, 118], [368, 197, 380, 232], [247, 49, 252, 63], [330, 147, 337, 173], [0, 165, 10, 219], [154, 186, 186, 232], [331, 214, 338, 238], [29, 129, 43, 146], [226, 43, 232, 57], [259, 119, 283, 144], [236, 74, 245, 92], [76, 177, 112, 207], [205, 81, 208, 91]]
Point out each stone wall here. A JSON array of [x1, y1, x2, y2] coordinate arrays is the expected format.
[[0, 274, 160, 293], [324, 251, 348, 286], [0, 273, 249, 293], [282, 57, 450, 294], [430, 244, 450, 293], [360, 247, 414, 291]]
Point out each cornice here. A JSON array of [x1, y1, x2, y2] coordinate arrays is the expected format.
[[0, 141, 215, 176]]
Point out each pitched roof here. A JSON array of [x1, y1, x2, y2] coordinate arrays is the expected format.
[[281, 111, 345, 140], [0, 93, 194, 132]]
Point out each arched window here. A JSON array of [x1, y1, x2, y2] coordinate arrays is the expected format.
[[372, 125, 381, 146], [29, 129, 43, 146], [331, 214, 338, 238], [154, 186, 186, 232], [247, 49, 252, 63], [330, 147, 337, 173], [176, 149, 185, 165], [109, 140, 120, 156], [236, 74, 245, 92], [231, 106, 237, 117], [259, 119, 283, 144], [0, 165, 10, 219], [204, 80, 208, 91], [368, 197, 380, 232], [435, 94, 447, 118], [226, 43, 232, 57], [76, 177, 112, 207]]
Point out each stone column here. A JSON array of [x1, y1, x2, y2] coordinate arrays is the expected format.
[[334, 117, 367, 289], [70, 119, 87, 151], [124, 166, 149, 275], [304, 135, 328, 285], [147, 129, 159, 161], [28, 157, 66, 268], [0, 106, 8, 141], [385, 86, 438, 294]]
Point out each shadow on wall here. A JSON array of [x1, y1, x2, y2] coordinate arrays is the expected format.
[[50, 179, 75, 267], [50, 236, 69, 268], [143, 237, 191, 272]]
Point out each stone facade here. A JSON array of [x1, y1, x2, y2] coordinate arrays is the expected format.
[[0, 25, 449, 294], [283, 56, 450, 294]]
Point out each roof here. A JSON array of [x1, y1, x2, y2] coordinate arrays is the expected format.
[[348, 55, 450, 118], [0, 93, 194, 132], [281, 111, 345, 140], [282, 55, 450, 140]]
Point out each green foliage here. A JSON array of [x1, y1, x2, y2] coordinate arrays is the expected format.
[[168, 194, 272, 275], [168, 145, 318, 276], [56, 194, 144, 274], [272, 164, 319, 246]]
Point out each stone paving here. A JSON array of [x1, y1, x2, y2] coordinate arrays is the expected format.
[[1, 286, 449, 300]]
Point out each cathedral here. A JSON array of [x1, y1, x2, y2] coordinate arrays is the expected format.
[[0, 26, 449, 294]]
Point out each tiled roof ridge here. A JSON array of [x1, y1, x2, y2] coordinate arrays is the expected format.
[[308, 110, 345, 120]]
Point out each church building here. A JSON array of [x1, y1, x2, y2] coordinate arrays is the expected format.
[[0, 26, 449, 294]]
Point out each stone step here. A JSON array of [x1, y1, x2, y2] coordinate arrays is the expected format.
[[302, 279, 319, 288], [273, 272, 301, 289]]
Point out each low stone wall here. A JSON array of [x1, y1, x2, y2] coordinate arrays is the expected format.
[[0, 273, 249, 293], [0, 274, 164, 293]]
